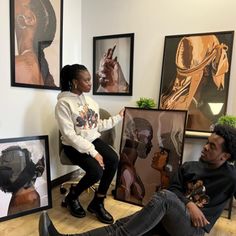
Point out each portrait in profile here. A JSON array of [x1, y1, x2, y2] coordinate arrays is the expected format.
[[158, 31, 234, 132], [10, 0, 63, 90], [115, 108, 187, 206]]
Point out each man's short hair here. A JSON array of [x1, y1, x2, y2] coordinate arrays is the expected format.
[[214, 124, 236, 161]]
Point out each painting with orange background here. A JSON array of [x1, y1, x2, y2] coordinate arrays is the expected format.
[[158, 31, 234, 133]]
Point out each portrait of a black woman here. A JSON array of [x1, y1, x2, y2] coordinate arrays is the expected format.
[[14, 0, 57, 87]]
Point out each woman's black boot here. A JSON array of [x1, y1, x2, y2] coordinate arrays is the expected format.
[[62, 185, 86, 218], [87, 193, 114, 224]]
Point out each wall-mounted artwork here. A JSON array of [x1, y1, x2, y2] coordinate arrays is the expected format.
[[10, 0, 63, 90], [115, 107, 187, 206], [0, 136, 51, 222], [158, 31, 234, 133], [93, 33, 134, 96]]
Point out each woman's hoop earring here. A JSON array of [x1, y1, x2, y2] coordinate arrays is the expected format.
[[16, 15, 27, 29]]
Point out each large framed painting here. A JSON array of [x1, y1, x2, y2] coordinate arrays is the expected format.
[[10, 0, 63, 90], [158, 31, 234, 133], [115, 107, 187, 206], [93, 33, 134, 96], [0, 135, 52, 222]]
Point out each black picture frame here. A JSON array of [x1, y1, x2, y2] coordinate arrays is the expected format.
[[10, 0, 63, 90], [93, 33, 134, 96], [115, 107, 187, 206], [0, 135, 52, 222], [158, 31, 234, 134]]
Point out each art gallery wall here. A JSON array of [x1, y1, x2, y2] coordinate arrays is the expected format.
[[81, 0, 236, 162], [0, 0, 82, 180], [1, 0, 236, 182]]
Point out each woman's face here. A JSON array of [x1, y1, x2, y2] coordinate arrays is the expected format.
[[74, 70, 92, 94], [151, 148, 168, 171], [136, 129, 153, 159]]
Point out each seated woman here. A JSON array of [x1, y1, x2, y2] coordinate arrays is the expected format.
[[55, 64, 124, 224]]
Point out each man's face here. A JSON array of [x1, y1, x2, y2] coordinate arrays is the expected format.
[[200, 133, 227, 167]]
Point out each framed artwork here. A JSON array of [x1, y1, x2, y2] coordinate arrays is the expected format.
[[0, 135, 52, 222], [93, 33, 134, 96], [115, 107, 187, 206], [10, 0, 63, 90], [183, 136, 208, 163], [158, 31, 234, 133]]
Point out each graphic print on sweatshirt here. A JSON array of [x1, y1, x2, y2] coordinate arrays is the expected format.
[[185, 180, 210, 208], [76, 104, 98, 129]]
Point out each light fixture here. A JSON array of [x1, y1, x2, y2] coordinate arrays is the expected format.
[[208, 103, 224, 115]]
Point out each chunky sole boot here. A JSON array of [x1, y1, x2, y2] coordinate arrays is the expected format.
[[63, 196, 86, 218], [87, 195, 114, 224]]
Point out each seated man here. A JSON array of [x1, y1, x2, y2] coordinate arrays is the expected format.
[[39, 124, 236, 236]]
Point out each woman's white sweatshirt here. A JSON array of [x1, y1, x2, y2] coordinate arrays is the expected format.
[[55, 92, 122, 157]]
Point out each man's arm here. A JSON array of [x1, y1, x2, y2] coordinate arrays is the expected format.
[[186, 201, 210, 227], [168, 163, 210, 227], [168, 163, 191, 205]]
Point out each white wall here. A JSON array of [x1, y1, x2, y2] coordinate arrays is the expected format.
[[0, 0, 82, 180], [1, 0, 236, 182], [81, 0, 236, 161]]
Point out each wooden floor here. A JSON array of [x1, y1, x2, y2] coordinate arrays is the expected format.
[[0, 185, 235, 236]]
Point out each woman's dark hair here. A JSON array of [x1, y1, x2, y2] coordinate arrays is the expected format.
[[125, 117, 153, 141], [30, 0, 57, 86], [214, 124, 236, 161], [60, 64, 88, 91]]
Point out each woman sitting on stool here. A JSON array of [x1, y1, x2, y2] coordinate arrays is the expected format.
[[55, 64, 124, 223]]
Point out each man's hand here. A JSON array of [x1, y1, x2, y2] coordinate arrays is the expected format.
[[186, 201, 210, 228]]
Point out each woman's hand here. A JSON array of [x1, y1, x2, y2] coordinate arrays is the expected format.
[[186, 201, 210, 228], [119, 108, 125, 118], [94, 153, 105, 169]]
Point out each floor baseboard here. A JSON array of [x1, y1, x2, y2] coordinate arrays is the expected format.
[[51, 169, 80, 188]]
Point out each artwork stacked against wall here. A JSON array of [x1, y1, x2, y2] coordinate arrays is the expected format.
[[0, 136, 51, 222], [2, 0, 63, 222], [115, 107, 187, 206]]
